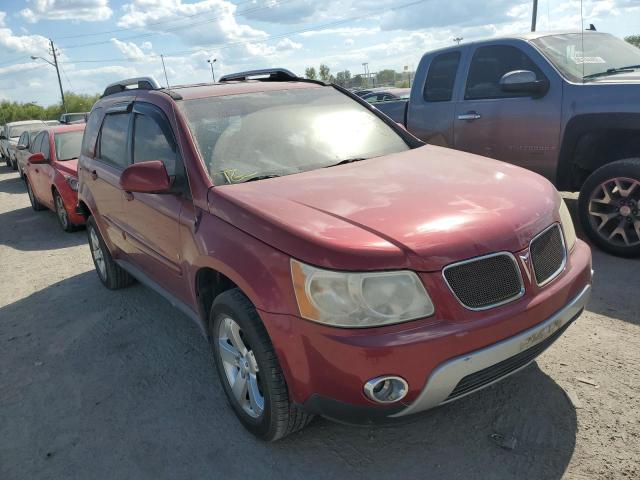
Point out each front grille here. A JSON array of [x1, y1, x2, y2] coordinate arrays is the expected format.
[[446, 312, 580, 401], [443, 253, 524, 310], [530, 224, 566, 285]]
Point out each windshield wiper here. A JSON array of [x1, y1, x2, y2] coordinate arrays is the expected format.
[[242, 174, 280, 183], [584, 64, 640, 80], [325, 157, 367, 168]]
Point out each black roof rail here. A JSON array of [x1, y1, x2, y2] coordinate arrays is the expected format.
[[219, 68, 300, 82], [102, 76, 161, 97]]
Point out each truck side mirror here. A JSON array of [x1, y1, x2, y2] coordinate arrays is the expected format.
[[499, 70, 549, 97]]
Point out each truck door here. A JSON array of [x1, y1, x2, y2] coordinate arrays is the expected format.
[[407, 50, 462, 147], [454, 42, 562, 181]]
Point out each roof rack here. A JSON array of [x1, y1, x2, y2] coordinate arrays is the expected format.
[[102, 76, 161, 97], [219, 68, 299, 82]]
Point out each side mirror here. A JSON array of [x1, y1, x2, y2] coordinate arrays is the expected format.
[[120, 160, 172, 194], [0, 134, 6, 140], [499, 70, 549, 97], [28, 152, 47, 164], [17, 144, 27, 150]]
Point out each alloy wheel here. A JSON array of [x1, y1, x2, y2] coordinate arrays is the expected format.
[[217, 316, 264, 419], [588, 177, 640, 248], [89, 226, 107, 280]]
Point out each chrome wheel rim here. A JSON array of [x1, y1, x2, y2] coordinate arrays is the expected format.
[[89, 226, 107, 279], [588, 177, 640, 247], [55, 194, 68, 229], [217, 316, 264, 419]]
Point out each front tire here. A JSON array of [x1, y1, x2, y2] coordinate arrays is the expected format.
[[578, 158, 640, 257], [210, 289, 313, 441], [54, 190, 75, 232], [86, 216, 134, 289]]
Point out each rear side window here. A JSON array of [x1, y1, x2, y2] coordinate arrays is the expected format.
[[40, 133, 50, 160], [465, 45, 545, 100], [98, 113, 130, 169], [55, 131, 84, 161], [133, 113, 177, 176], [81, 107, 104, 158], [18, 132, 28, 147], [424, 51, 461, 102]]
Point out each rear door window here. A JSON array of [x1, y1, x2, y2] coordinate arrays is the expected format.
[[98, 113, 130, 169], [40, 133, 50, 160], [465, 45, 545, 100], [132, 109, 177, 176], [424, 51, 461, 102], [18, 132, 28, 148], [31, 132, 44, 154]]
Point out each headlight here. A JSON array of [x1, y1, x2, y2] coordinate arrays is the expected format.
[[558, 197, 577, 251], [65, 175, 78, 192], [290, 259, 434, 328]]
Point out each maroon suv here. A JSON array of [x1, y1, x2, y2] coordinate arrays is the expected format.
[[78, 70, 592, 441]]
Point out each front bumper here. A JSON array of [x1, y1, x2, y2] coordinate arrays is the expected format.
[[260, 239, 592, 423]]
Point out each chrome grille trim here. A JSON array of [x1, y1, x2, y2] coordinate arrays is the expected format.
[[529, 223, 567, 287], [442, 252, 525, 311]]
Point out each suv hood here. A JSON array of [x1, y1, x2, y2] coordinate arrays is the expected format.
[[209, 145, 560, 272]]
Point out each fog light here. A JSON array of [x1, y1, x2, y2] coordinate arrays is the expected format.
[[363, 376, 408, 404]]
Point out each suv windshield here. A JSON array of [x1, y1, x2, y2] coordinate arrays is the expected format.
[[531, 33, 640, 82], [179, 86, 410, 184], [55, 131, 84, 161]]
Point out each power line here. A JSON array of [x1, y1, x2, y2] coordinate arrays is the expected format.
[[54, 0, 257, 40]]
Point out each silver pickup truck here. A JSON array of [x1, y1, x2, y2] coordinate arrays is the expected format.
[[376, 31, 640, 257]]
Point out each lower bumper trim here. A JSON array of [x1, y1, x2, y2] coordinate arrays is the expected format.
[[392, 283, 591, 417]]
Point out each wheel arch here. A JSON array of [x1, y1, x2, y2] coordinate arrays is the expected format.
[[556, 113, 640, 191]]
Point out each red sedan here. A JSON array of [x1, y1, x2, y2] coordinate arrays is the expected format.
[[24, 124, 86, 232]]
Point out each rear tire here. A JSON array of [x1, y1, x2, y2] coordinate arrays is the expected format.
[[26, 179, 45, 211], [86, 216, 135, 289], [210, 289, 313, 441], [578, 158, 640, 257], [10, 157, 17, 170]]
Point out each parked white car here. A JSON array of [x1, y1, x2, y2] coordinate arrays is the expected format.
[[1, 120, 47, 170]]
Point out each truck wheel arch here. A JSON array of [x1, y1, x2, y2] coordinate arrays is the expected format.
[[557, 113, 640, 191]]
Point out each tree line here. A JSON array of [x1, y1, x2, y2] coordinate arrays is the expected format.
[[304, 64, 410, 89], [0, 92, 100, 124]]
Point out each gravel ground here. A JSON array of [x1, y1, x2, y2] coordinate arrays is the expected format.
[[0, 166, 638, 480]]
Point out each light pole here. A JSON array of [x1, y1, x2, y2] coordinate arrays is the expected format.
[[207, 58, 217, 82], [30, 39, 66, 113]]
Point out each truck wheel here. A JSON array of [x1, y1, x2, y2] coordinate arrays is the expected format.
[[210, 289, 313, 441], [86, 216, 134, 289], [26, 179, 45, 211], [578, 158, 640, 257]]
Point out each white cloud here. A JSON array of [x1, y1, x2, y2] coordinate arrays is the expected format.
[[276, 38, 302, 51], [0, 11, 51, 56], [300, 27, 380, 38], [110, 38, 147, 60], [20, 0, 112, 23]]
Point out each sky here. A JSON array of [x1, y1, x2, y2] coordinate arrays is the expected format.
[[0, 0, 639, 106]]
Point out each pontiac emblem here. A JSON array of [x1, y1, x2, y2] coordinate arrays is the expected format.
[[519, 252, 532, 283]]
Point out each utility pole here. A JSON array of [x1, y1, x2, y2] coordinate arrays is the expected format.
[[362, 62, 369, 87], [50, 39, 66, 113], [531, 0, 538, 32]]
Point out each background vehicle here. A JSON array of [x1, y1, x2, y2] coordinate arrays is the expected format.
[[15, 129, 43, 178], [44, 120, 61, 126], [24, 124, 86, 232], [59, 112, 88, 124], [361, 88, 410, 103], [376, 31, 640, 257], [1, 120, 47, 170], [78, 71, 591, 441]]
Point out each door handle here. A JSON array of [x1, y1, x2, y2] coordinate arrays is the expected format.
[[457, 112, 482, 121], [124, 191, 134, 201], [91, 170, 98, 180]]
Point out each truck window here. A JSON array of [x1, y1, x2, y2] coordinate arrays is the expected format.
[[424, 51, 461, 102], [465, 45, 544, 100]]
